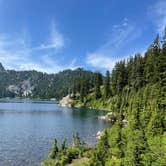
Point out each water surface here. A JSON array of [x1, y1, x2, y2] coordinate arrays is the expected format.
[[0, 101, 111, 166]]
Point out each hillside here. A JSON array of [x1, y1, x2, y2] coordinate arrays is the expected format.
[[42, 31, 166, 165], [0, 65, 95, 99]]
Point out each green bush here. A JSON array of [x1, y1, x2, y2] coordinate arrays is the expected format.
[[66, 147, 81, 163]]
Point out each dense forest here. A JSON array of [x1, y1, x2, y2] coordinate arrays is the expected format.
[[42, 29, 166, 165], [0, 67, 95, 99]]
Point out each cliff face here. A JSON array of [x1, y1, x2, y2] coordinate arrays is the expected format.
[[7, 80, 34, 97]]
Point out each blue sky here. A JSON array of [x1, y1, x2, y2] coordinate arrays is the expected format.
[[0, 0, 165, 73]]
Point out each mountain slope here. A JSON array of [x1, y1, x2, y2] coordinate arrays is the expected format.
[[0, 66, 95, 99], [42, 31, 166, 166]]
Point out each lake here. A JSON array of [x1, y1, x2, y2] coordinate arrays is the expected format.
[[0, 101, 111, 166]]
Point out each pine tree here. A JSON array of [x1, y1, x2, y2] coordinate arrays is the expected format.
[[80, 78, 90, 102], [72, 81, 76, 99], [104, 70, 111, 98], [111, 61, 127, 94], [94, 72, 102, 99], [49, 139, 59, 159], [158, 27, 166, 109], [144, 35, 160, 84], [133, 54, 144, 90], [126, 56, 134, 87], [124, 92, 147, 166], [146, 103, 163, 137], [60, 139, 66, 152], [72, 132, 81, 147], [80, 80, 85, 102], [89, 130, 110, 166]]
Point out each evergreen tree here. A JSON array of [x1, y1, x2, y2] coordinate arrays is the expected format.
[[126, 56, 134, 87], [104, 70, 111, 98], [72, 132, 81, 147], [72, 81, 76, 99], [144, 35, 160, 84], [147, 101, 163, 137], [111, 61, 127, 94], [80, 78, 90, 102], [94, 72, 102, 99], [49, 139, 59, 159], [80, 80, 85, 102], [158, 27, 166, 109], [89, 130, 110, 166], [133, 54, 144, 90], [60, 139, 66, 152]]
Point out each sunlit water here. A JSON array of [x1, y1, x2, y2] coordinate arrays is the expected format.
[[0, 101, 111, 166]]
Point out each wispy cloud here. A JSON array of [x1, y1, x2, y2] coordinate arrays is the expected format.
[[17, 58, 78, 74], [0, 34, 32, 69], [86, 18, 141, 71], [148, 0, 166, 33], [36, 21, 65, 50], [0, 22, 76, 73], [86, 53, 117, 71]]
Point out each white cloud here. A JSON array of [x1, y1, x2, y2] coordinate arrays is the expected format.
[[17, 59, 77, 74], [0, 29, 75, 73], [86, 53, 118, 70], [86, 18, 141, 71], [36, 21, 65, 50], [148, 0, 166, 33], [0, 34, 32, 69]]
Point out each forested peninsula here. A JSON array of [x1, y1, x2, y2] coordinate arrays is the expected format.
[[42, 29, 166, 166]]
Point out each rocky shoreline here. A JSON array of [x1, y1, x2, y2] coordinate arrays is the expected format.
[[59, 95, 73, 107]]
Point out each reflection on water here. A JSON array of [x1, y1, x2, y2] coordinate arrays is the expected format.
[[0, 101, 111, 166]]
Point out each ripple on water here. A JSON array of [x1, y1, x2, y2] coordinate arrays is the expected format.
[[0, 102, 111, 166]]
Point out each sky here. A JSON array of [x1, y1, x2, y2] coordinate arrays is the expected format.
[[0, 0, 165, 74]]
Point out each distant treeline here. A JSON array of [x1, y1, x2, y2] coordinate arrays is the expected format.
[[0, 67, 95, 99]]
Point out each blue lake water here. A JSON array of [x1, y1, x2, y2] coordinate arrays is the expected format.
[[0, 101, 111, 166]]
